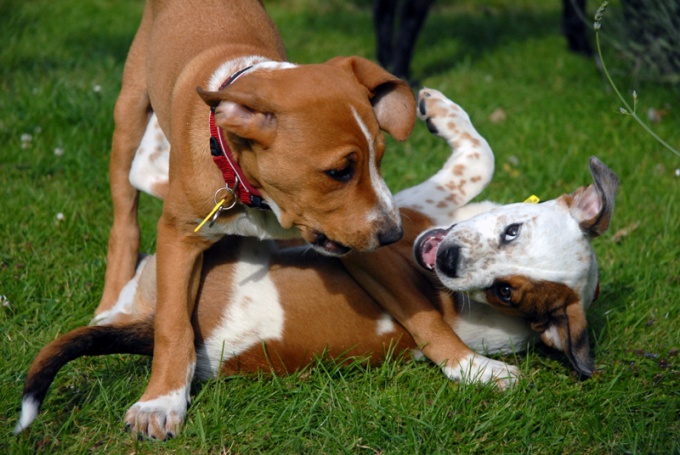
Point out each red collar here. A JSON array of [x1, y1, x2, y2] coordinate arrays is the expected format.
[[208, 66, 270, 210]]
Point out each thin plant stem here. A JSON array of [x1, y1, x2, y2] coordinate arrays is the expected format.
[[594, 1, 680, 158]]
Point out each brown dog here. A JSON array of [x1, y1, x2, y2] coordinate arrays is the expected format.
[[96, 0, 415, 439], [17, 89, 617, 439]]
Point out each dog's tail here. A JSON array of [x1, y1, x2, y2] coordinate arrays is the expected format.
[[14, 320, 154, 434]]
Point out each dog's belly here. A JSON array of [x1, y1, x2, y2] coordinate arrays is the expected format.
[[130, 114, 170, 200]]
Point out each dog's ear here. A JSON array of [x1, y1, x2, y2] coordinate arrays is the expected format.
[[197, 87, 277, 146], [325, 56, 416, 141], [537, 302, 594, 377], [563, 157, 620, 238]]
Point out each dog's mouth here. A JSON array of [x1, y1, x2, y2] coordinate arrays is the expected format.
[[310, 231, 351, 257], [414, 227, 450, 271]]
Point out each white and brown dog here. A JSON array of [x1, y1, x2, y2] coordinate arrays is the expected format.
[[16, 89, 618, 439], [99, 0, 416, 439]]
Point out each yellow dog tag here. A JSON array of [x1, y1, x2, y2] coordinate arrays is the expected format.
[[524, 195, 540, 204]]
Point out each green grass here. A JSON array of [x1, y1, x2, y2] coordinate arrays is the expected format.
[[1, 0, 678, 453]]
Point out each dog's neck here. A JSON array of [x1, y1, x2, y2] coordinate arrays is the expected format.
[[207, 56, 297, 91], [207, 57, 297, 209], [198, 57, 302, 240]]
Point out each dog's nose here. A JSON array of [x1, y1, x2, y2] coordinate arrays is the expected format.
[[378, 225, 404, 247], [436, 244, 461, 277]]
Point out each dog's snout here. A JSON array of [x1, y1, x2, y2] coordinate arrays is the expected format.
[[378, 225, 404, 247], [436, 244, 461, 278]]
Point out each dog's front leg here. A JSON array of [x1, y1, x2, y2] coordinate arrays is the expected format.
[[124, 214, 210, 440], [344, 249, 519, 390]]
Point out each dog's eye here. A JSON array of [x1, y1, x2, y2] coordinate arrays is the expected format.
[[502, 223, 522, 243], [325, 163, 354, 183], [494, 282, 514, 304]]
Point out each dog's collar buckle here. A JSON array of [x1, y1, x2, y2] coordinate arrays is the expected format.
[[208, 66, 270, 211]]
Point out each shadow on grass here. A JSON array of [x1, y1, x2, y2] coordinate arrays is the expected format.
[[2, 0, 580, 80], [419, 7, 576, 77], [277, 2, 582, 79]]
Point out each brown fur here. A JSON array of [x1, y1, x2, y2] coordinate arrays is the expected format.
[[98, 0, 415, 433]]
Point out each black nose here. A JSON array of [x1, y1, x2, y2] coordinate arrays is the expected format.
[[436, 245, 461, 277], [378, 225, 403, 247]]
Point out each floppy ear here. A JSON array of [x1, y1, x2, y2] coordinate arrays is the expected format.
[[539, 303, 594, 377], [197, 87, 277, 146], [565, 157, 620, 238], [325, 56, 416, 141]]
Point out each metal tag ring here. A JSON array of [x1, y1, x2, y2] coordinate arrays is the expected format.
[[214, 186, 237, 211]]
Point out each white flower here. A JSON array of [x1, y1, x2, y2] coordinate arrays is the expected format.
[[54, 147, 64, 156], [593, 1, 609, 30], [56, 212, 65, 221], [1, 295, 9, 307], [93, 84, 102, 93], [21, 133, 32, 149], [675, 169, 680, 177]]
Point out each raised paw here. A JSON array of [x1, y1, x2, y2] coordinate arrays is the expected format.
[[124, 389, 188, 440], [417, 88, 472, 140], [442, 354, 521, 391]]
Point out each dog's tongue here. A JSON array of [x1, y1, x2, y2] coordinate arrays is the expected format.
[[418, 230, 446, 270]]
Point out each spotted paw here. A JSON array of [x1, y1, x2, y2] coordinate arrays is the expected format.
[[417, 88, 472, 141], [124, 389, 188, 440], [442, 354, 521, 391]]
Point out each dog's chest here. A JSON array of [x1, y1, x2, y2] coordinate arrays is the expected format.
[[451, 296, 536, 354]]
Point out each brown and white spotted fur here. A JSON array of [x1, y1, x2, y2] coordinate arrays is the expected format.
[[16, 89, 618, 439]]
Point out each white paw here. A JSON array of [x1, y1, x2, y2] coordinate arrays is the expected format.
[[417, 88, 471, 140], [124, 388, 188, 440], [442, 354, 520, 391]]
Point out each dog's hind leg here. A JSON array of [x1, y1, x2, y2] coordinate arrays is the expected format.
[[395, 88, 495, 226], [95, 2, 154, 317]]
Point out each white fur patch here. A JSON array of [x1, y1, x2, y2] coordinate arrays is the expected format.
[[453, 294, 537, 354], [194, 206, 300, 242], [208, 57, 297, 91], [195, 240, 285, 380], [125, 386, 188, 437], [90, 256, 151, 326], [350, 106, 400, 228], [541, 325, 564, 351], [375, 313, 397, 336], [129, 114, 170, 199], [441, 353, 520, 390], [13, 395, 40, 434], [125, 363, 194, 438]]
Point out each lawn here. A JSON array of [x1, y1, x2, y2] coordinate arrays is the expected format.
[[1, 0, 678, 453]]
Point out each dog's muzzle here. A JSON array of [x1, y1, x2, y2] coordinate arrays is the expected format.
[[414, 226, 452, 271]]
